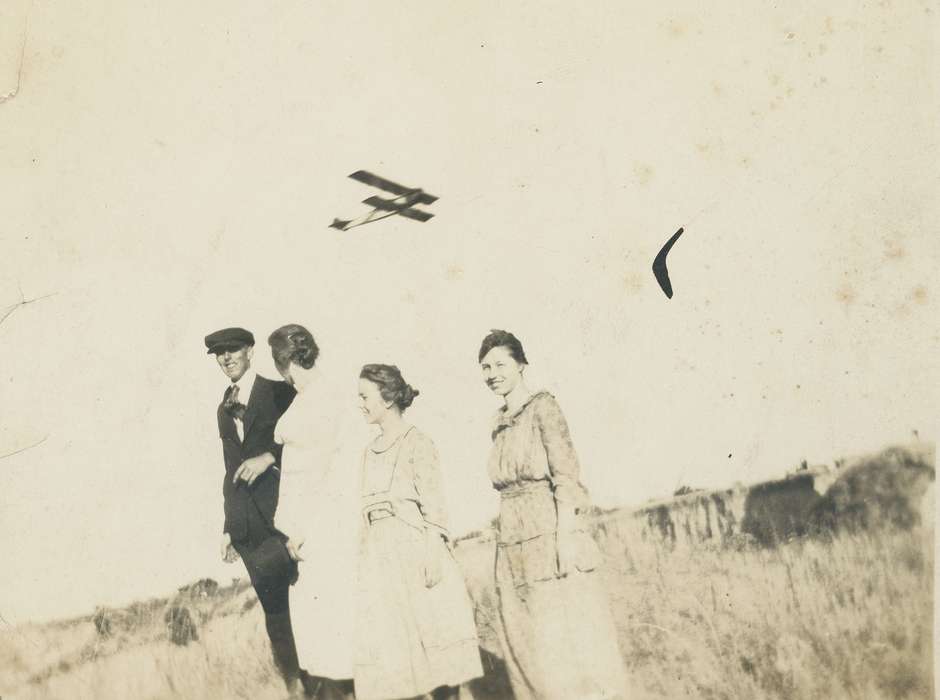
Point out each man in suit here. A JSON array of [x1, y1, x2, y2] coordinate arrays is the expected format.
[[205, 327, 302, 697]]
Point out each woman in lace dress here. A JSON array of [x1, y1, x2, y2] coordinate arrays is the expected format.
[[478, 330, 628, 700], [354, 364, 483, 700]]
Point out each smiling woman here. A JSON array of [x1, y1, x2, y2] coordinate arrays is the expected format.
[[479, 330, 628, 700], [354, 364, 484, 700]]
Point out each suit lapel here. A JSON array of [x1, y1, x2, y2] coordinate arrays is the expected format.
[[241, 376, 266, 441]]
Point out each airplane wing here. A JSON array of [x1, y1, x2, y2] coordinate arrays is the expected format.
[[364, 193, 438, 209], [414, 191, 438, 205], [349, 171, 439, 204], [348, 171, 411, 196], [362, 195, 405, 212], [361, 196, 434, 221], [397, 207, 434, 222]]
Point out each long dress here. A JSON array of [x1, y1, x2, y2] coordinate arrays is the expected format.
[[354, 426, 483, 700], [274, 371, 359, 680], [488, 391, 628, 700]]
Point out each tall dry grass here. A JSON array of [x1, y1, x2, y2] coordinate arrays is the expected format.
[[593, 516, 934, 700], [2, 517, 932, 699]]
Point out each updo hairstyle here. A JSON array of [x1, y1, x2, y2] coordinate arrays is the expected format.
[[268, 324, 320, 373], [360, 364, 420, 412]]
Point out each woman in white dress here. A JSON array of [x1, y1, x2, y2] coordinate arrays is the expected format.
[[268, 324, 360, 699]]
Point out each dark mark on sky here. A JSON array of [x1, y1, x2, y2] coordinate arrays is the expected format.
[[652, 227, 684, 298]]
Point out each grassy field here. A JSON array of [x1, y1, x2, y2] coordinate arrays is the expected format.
[[1, 519, 931, 700], [2, 446, 934, 700]]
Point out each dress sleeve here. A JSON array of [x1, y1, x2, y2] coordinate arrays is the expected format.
[[411, 432, 451, 540], [534, 394, 588, 508], [272, 414, 310, 544]]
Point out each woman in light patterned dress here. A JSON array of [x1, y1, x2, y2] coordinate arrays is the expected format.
[[479, 330, 628, 700], [354, 364, 483, 700]]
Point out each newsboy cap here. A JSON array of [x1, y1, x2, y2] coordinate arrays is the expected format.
[[204, 327, 255, 354]]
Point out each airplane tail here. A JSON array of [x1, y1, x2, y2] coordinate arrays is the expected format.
[[329, 218, 351, 230]]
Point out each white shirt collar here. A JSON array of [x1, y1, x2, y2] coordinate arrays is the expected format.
[[230, 369, 257, 403]]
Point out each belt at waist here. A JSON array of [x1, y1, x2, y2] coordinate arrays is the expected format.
[[495, 479, 552, 498], [361, 498, 425, 530]]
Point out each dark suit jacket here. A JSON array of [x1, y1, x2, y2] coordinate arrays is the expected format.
[[218, 375, 296, 543]]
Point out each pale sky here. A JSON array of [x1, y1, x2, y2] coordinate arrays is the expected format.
[[1, 1, 937, 624]]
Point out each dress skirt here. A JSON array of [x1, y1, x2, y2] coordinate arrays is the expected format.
[[354, 506, 482, 700], [494, 481, 627, 700], [289, 495, 358, 679]]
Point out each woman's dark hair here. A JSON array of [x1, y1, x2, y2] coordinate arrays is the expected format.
[[268, 324, 319, 372], [360, 364, 420, 411], [478, 329, 528, 365]]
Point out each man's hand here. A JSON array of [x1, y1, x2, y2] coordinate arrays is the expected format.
[[233, 453, 274, 486], [286, 538, 305, 562], [221, 533, 240, 563]]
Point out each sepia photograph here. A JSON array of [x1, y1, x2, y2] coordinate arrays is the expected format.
[[1, 2, 936, 699]]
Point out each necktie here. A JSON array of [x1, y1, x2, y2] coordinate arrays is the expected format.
[[223, 384, 247, 421]]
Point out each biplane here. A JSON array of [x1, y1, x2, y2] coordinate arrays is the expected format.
[[330, 171, 438, 231]]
